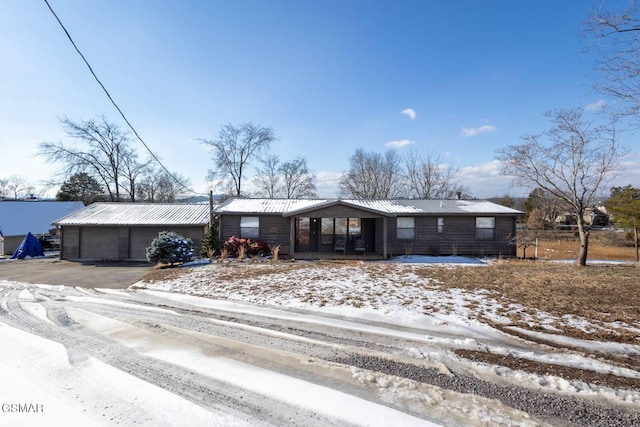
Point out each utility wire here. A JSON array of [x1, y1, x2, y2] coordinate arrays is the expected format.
[[42, 0, 201, 196]]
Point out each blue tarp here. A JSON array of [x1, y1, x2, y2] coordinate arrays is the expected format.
[[10, 232, 44, 259]]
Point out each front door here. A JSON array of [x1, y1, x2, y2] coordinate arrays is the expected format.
[[362, 218, 376, 252], [295, 217, 319, 252]]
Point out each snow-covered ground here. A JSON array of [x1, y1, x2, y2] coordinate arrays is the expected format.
[[0, 256, 639, 426]]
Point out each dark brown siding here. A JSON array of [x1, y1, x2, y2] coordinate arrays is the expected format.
[[129, 226, 206, 260], [219, 215, 291, 255], [384, 215, 516, 257], [119, 228, 130, 260], [60, 226, 80, 259], [60, 225, 206, 261], [80, 227, 119, 259], [297, 205, 384, 219], [258, 216, 292, 254]]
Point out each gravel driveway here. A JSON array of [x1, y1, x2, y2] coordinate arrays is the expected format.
[[0, 255, 152, 288]]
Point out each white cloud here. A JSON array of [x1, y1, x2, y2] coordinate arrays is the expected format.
[[401, 108, 416, 120], [385, 139, 416, 148], [457, 160, 527, 198], [314, 170, 343, 198], [610, 152, 640, 188], [584, 99, 607, 111], [461, 125, 497, 137]]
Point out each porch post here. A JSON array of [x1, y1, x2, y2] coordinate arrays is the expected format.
[[290, 217, 295, 258], [383, 216, 388, 259]]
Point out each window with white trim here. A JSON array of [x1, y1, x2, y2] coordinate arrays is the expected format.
[[397, 217, 415, 239], [475, 217, 495, 239], [240, 216, 259, 239], [437, 217, 445, 234]]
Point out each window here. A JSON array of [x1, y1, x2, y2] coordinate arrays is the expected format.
[[397, 217, 415, 239], [296, 217, 310, 245], [437, 217, 445, 234], [321, 218, 335, 245], [240, 216, 259, 239], [476, 217, 495, 239], [335, 218, 347, 239], [348, 218, 361, 238]]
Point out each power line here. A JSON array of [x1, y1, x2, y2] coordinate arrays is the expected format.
[[42, 0, 202, 196]]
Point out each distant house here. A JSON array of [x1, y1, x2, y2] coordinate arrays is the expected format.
[[0, 201, 84, 255], [214, 198, 523, 259], [53, 203, 210, 261]]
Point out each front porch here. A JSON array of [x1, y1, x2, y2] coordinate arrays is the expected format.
[[290, 251, 385, 261], [290, 216, 388, 258]]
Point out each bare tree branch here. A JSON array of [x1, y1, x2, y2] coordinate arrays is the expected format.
[[497, 108, 627, 266], [202, 122, 275, 196], [39, 116, 143, 201]]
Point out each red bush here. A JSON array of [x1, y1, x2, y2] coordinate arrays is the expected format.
[[223, 236, 271, 258]]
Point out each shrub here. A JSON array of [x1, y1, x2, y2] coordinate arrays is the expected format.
[[146, 231, 193, 265], [200, 225, 222, 259], [222, 236, 271, 258], [270, 244, 281, 262]]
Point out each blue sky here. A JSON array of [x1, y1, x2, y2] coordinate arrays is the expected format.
[[1, 0, 638, 199]]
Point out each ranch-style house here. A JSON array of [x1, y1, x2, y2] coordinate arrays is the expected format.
[[214, 198, 523, 259]]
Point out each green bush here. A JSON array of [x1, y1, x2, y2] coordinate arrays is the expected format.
[[146, 231, 193, 265], [200, 224, 221, 258]]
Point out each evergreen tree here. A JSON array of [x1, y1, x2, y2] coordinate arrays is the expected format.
[[146, 231, 193, 265], [606, 186, 640, 262], [200, 220, 222, 258], [56, 172, 105, 205]]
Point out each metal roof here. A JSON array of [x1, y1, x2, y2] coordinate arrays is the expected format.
[[0, 201, 85, 236], [215, 198, 330, 214], [215, 198, 523, 216], [53, 203, 210, 226]]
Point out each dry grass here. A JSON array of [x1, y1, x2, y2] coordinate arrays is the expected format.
[[413, 261, 640, 343], [518, 232, 637, 260]]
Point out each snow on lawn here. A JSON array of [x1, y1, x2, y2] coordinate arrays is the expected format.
[[137, 257, 638, 342]]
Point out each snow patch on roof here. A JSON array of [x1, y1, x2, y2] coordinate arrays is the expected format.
[[53, 203, 210, 226], [215, 198, 523, 216]]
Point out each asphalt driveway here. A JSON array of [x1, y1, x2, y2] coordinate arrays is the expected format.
[[0, 255, 152, 289]]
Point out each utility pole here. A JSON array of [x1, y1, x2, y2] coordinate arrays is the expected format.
[[209, 190, 214, 227]]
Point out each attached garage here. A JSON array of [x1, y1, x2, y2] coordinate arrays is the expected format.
[[53, 203, 210, 261]]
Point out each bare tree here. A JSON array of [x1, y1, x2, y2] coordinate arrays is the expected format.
[[339, 149, 404, 199], [122, 154, 151, 202], [523, 187, 568, 229], [403, 150, 462, 199], [253, 155, 317, 198], [156, 172, 191, 202], [6, 175, 27, 199], [252, 154, 282, 198], [202, 122, 276, 197], [497, 108, 625, 266], [280, 156, 317, 198], [510, 229, 539, 259], [39, 116, 140, 201], [585, 1, 640, 123], [138, 169, 191, 203], [0, 178, 8, 199]]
